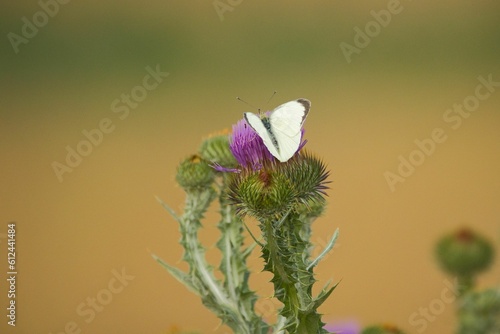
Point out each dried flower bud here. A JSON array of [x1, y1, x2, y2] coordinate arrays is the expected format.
[[176, 155, 215, 191], [435, 228, 494, 277]]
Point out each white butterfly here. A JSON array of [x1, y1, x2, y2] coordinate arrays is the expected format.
[[244, 98, 310, 162]]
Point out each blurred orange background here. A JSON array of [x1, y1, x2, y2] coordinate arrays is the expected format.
[[1, 1, 499, 333]]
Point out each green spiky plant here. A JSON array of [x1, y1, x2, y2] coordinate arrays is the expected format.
[[153, 113, 339, 334], [457, 287, 500, 334], [435, 227, 499, 334]]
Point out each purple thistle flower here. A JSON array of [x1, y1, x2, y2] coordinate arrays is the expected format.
[[324, 320, 361, 334], [229, 118, 276, 170], [212, 116, 307, 173], [224, 117, 307, 171]]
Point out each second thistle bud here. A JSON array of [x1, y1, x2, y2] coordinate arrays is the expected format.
[[176, 155, 215, 191], [435, 228, 494, 278], [199, 132, 238, 169]]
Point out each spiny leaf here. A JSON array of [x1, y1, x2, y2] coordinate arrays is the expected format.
[[152, 253, 200, 295], [313, 280, 340, 310], [307, 228, 339, 270], [155, 195, 181, 222]]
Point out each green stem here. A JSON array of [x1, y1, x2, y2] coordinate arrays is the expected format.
[[264, 219, 294, 285], [180, 188, 252, 334], [457, 274, 474, 298], [261, 213, 331, 334], [217, 176, 270, 334]]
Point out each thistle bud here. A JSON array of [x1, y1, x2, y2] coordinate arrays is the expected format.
[[176, 155, 215, 191], [199, 132, 237, 169], [435, 228, 494, 278], [227, 152, 329, 220], [228, 168, 296, 218]]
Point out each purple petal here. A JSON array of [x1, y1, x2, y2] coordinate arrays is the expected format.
[[211, 163, 241, 173], [229, 118, 274, 169], [324, 320, 361, 334]]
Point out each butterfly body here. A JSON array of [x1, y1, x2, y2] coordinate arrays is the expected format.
[[244, 99, 310, 162]]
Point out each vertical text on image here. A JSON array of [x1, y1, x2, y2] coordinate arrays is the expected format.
[[6, 222, 17, 327]]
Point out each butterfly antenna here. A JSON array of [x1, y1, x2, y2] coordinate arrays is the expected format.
[[237, 97, 263, 117], [266, 91, 277, 106], [236, 97, 258, 110]]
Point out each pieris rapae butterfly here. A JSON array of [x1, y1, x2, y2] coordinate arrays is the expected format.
[[244, 98, 310, 163]]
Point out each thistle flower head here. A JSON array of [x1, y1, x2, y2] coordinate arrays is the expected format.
[[229, 118, 275, 170], [221, 111, 328, 220]]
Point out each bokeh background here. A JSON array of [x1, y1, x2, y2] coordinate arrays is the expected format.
[[1, 1, 500, 333]]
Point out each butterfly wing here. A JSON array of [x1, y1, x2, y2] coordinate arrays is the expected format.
[[244, 112, 281, 159], [269, 99, 310, 162]]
